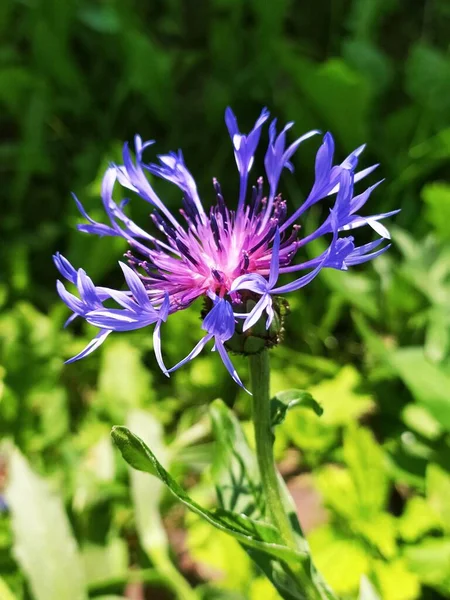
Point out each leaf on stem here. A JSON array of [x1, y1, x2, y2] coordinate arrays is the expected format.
[[270, 390, 323, 429]]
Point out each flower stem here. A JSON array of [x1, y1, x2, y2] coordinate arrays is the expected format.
[[249, 350, 296, 548]]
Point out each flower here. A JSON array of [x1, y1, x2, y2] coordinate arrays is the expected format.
[[55, 108, 398, 389]]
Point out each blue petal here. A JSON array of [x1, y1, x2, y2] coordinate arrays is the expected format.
[[268, 228, 280, 287], [56, 281, 85, 314], [65, 330, 111, 364], [167, 333, 213, 373], [243, 294, 271, 331], [202, 297, 235, 342], [231, 273, 268, 295], [216, 341, 250, 394], [119, 262, 153, 310], [53, 253, 77, 284]]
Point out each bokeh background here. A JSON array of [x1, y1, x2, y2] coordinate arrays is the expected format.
[[1, 0, 450, 599]]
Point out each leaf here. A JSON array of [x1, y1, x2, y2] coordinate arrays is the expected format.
[[359, 576, 381, 600], [111, 426, 303, 565], [371, 559, 420, 600], [406, 44, 450, 126], [210, 399, 264, 519], [422, 182, 450, 242], [390, 347, 450, 430], [270, 390, 323, 428], [308, 367, 374, 427], [82, 538, 128, 589], [97, 340, 154, 421], [5, 447, 88, 600], [209, 401, 337, 600], [403, 538, 450, 592], [343, 425, 389, 517], [398, 496, 441, 542], [0, 577, 17, 600], [126, 410, 169, 553], [308, 525, 370, 596], [286, 56, 372, 148], [427, 463, 450, 533], [186, 515, 253, 593], [401, 404, 442, 441]]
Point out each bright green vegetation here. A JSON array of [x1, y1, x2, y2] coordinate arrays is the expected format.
[[1, 0, 450, 598]]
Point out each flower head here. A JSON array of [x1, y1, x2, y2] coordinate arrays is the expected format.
[[55, 108, 398, 390]]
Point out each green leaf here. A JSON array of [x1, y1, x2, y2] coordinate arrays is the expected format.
[[270, 390, 323, 428], [209, 401, 337, 600], [111, 426, 303, 565], [403, 538, 450, 592], [427, 463, 450, 533], [308, 366, 374, 427], [124, 410, 197, 600], [210, 399, 264, 519], [402, 404, 442, 440], [5, 447, 88, 600], [422, 182, 450, 242], [186, 514, 253, 593], [82, 538, 128, 589], [359, 576, 381, 600], [406, 44, 450, 125], [309, 525, 370, 596], [390, 347, 450, 430], [285, 56, 372, 148], [0, 577, 17, 600], [343, 425, 389, 517], [126, 410, 169, 553], [371, 559, 420, 600], [398, 496, 441, 542], [97, 340, 154, 421]]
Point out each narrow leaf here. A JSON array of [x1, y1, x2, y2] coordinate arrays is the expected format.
[[111, 426, 303, 565], [5, 447, 88, 600]]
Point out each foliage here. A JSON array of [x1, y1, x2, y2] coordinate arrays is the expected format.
[[1, 0, 450, 598]]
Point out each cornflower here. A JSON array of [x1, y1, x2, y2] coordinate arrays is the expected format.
[[55, 108, 397, 389]]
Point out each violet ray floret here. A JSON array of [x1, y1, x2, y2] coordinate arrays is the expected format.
[[55, 107, 398, 390]]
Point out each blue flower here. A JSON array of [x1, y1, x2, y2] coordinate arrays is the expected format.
[[55, 108, 398, 389]]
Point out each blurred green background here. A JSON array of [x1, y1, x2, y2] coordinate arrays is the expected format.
[[1, 0, 450, 598]]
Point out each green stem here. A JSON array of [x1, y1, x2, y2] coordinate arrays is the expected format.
[[249, 350, 296, 549], [149, 549, 198, 600]]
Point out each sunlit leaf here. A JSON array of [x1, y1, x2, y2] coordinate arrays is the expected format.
[[403, 538, 450, 592], [372, 559, 420, 600], [427, 463, 450, 533], [308, 525, 370, 596], [359, 576, 380, 600], [398, 496, 441, 542], [5, 447, 88, 600]]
